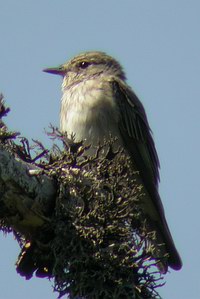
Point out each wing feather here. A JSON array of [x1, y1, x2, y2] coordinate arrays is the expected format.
[[110, 78, 182, 271], [112, 79, 160, 188]]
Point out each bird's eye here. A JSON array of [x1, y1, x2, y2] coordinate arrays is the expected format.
[[79, 61, 90, 69]]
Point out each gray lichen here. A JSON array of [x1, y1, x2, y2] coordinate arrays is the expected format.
[[0, 97, 163, 299]]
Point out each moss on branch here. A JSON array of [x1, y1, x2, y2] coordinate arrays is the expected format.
[[0, 96, 163, 299]]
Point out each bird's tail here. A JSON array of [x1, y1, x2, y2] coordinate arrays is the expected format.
[[142, 189, 182, 273]]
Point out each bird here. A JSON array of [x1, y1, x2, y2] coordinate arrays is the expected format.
[[43, 51, 182, 272]]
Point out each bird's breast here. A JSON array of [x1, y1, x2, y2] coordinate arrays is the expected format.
[[60, 79, 122, 146]]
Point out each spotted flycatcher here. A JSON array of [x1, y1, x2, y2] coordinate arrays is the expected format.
[[44, 51, 182, 272]]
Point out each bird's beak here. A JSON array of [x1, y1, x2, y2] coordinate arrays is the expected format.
[[43, 65, 65, 76]]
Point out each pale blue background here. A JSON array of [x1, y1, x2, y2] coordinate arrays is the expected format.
[[0, 1, 199, 298]]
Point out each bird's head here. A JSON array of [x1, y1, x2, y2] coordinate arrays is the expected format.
[[43, 51, 126, 87]]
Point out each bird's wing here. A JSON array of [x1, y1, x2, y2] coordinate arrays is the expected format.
[[109, 77, 182, 271], [111, 77, 160, 193]]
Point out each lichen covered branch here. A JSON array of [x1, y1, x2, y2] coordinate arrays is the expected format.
[[0, 96, 163, 299]]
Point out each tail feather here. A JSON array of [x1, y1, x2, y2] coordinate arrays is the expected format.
[[144, 189, 182, 272]]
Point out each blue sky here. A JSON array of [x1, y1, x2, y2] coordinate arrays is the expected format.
[[0, 1, 199, 298]]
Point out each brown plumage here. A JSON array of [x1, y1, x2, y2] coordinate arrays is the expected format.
[[44, 51, 182, 272]]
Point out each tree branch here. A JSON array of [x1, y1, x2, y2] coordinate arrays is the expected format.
[[0, 146, 56, 235], [0, 97, 163, 299]]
